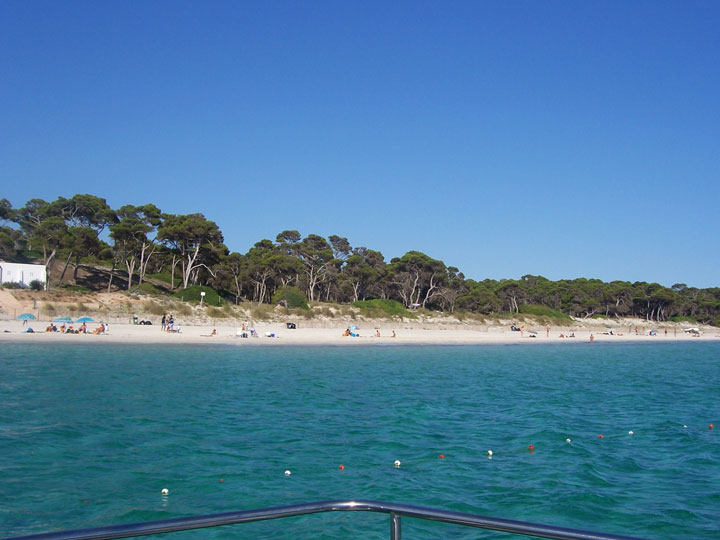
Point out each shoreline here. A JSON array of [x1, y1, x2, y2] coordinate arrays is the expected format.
[[1, 320, 717, 347]]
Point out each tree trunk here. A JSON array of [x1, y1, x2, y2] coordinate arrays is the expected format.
[[72, 254, 81, 284], [107, 259, 116, 292], [138, 242, 157, 285], [59, 252, 73, 285], [125, 257, 137, 290], [182, 243, 202, 289], [233, 275, 241, 304]]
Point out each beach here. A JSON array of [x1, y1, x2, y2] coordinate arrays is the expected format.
[[1, 318, 717, 346]]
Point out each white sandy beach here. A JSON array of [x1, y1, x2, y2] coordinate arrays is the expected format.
[[1, 319, 717, 346]]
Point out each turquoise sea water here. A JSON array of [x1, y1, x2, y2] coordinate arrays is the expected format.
[[1, 342, 719, 539]]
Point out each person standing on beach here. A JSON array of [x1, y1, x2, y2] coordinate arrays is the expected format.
[[161, 313, 167, 331]]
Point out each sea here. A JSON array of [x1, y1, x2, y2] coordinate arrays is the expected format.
[[1, 342, 718, 539]]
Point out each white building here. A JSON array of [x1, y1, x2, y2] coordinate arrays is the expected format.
[[0, 261, 47, 288]]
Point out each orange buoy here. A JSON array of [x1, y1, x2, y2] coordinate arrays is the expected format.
[[598, 434, 604, 439], [528, 445, 534, 452], [439, 454, 445, 459], [339, 464, 345, 470], [710, 424, 714, 430]]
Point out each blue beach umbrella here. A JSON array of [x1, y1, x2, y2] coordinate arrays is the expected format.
[[53, 317, 73, 323], [76, 316, 94, 323], [17, 313, 36, 320]]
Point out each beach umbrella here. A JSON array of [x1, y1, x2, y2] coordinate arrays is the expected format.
[[76, 316, 94, 323], [53, 317, 74, 323], [17, 313, 36, 320]]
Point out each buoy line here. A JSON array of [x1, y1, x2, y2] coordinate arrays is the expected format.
[[146, 421, 715, 496]]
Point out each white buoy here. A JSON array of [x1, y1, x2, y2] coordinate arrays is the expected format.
[[566, 438, 572, 443], [394, 460, 401, 467], [487, 450, 493, 457], [161, 488, 169, 495], [683, 425, 688, 429], [284, 470, 291, 477], [628, 431, 634, 435]]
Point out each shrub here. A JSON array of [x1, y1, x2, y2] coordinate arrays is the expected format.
[[147, 272, 182, 288], [60, 284, 91, 293], [29, 280, 44, 291], [173, 285, 223, 306], [1, 282, 21, 289], [272, 286, 309, 310], [352, 299, 409, 319], [250, 303, 274, 321], [290, 307, 314, 319], [670, 315, 698, 323], [206, 306, 228, 318], [315, 306, 334, 318], [453, 311, 486, 322], [339, 306, 356, 318], [218, 303, 236, 318], [518, 304, 572, 322], [143, 301, 166, 316], [175, 303, 192, 316], [135, 282, 164, 295]]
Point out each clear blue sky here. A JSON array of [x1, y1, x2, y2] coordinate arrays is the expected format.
[[2, 1, 718, 288]]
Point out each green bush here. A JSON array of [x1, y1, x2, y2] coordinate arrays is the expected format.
[[173, 285, 223, 306], [518, 304, 572, 322], [29, 280, 44, 291], [272, 286, 309, 310], [352, 299, 409, 319], [132, 282, 164, 296], [147, 272, 182, 287], [670, 315, 698, 323], [59, 284, 92, 293], [1, 282, 21, 289]]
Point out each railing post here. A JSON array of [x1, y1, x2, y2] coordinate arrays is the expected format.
[[390, 512, 401, 540]]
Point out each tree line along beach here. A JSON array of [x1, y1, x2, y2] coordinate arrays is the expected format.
[[1, 194, 718, 340]]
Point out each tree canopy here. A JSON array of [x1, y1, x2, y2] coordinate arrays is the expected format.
[[2, 193, 718, 326]]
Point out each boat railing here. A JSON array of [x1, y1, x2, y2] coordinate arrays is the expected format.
[[4, 499, 652, 540]]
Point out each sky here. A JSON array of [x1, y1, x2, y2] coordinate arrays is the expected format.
[[1, 1, 718, 288]]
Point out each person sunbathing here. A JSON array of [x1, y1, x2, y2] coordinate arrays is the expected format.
[[201, 329, 217, 337]]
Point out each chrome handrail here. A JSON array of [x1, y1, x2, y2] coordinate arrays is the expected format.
[[4, 499, 652, 540]]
